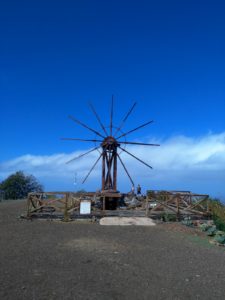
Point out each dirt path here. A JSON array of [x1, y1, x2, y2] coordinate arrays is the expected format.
[[0, 200, 225, 300]]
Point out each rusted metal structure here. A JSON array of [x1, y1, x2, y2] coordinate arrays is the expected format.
[[23, 99, 212, 221], [62, 96, 159, 192]]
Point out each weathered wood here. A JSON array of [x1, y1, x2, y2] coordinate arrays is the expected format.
[[26, 190, 210, 219], [147, 191, 209, 217]]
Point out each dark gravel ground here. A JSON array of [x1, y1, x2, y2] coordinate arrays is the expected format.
[[1, 200, 225, 300]]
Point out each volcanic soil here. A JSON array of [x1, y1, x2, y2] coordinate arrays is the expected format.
[[1, 200, 225, 300]]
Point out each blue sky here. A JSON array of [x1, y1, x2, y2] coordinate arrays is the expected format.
[[0, 0, 225, 198]]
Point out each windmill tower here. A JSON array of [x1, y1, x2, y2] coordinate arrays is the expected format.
[[63, 96, 159, 193]]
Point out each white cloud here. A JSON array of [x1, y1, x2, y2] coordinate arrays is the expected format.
[[0, 132, 225, 197]]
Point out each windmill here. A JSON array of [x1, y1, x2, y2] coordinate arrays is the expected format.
[[62, 96, 159, 193]]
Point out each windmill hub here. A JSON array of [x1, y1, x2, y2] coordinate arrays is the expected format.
[[101, 136, 119, 147]]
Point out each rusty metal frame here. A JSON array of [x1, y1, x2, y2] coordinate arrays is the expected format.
[[62, 97, 160, 195]]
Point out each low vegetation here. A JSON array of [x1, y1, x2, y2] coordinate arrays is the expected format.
[[208, 198, 225, 231]]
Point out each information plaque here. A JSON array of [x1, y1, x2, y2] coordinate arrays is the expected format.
[[80, 200, 91, 215]]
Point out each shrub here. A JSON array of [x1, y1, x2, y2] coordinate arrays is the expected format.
[[208, 198, 225, 231], [0, 171, 43, 200]]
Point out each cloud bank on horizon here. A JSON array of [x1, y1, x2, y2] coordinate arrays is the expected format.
[[0, 132, 225, 198]]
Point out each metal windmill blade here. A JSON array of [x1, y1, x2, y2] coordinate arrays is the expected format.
[[62, 96, 160, 192]]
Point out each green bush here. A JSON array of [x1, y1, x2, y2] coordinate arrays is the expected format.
[[208, 198, 225, 231], [161, 212, 177, 222], [0, 171, 43, 200], [213, 216, 225, 231]]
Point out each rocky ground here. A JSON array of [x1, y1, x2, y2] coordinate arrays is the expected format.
[[0, 200, 225, 300]]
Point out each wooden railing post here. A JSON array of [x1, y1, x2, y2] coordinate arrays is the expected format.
[[63, 193, 70, 222]]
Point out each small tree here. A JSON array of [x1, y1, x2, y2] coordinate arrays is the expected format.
[[0, 171, 43, 200]]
